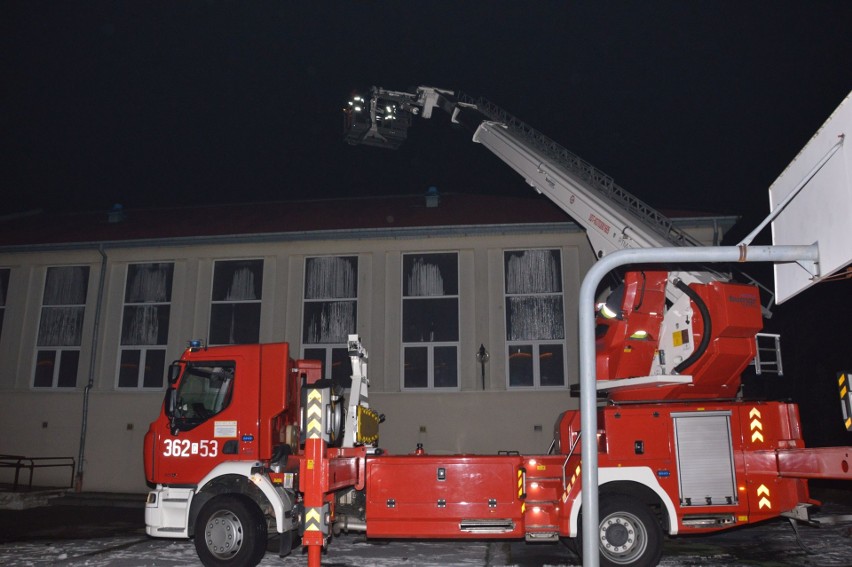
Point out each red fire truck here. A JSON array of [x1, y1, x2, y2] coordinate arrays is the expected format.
[[145, 87, 852, 567]]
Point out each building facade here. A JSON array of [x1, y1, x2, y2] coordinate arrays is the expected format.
[[0, 194, 734, 493]]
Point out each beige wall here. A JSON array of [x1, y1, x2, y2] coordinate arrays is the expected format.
[[371, 390, 573, 456], [0, 220, 724, 493]]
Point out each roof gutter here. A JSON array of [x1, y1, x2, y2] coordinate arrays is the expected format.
[[0, 217, 736, 254]]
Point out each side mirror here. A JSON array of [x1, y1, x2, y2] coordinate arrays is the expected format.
[[164, 388, 176, 418], [168, 363, 181, 385]]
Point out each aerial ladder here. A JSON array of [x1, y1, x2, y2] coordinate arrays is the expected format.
[[345, 85, 767, 402]]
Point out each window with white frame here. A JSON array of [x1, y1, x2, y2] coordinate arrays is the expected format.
[[118, 263, 174, 389], [302, 256, 358, 389], [34, 266, 90, 388], [402, 253, 459, 389], [0, 268, 8, 341], [504, 249, 566, 388], [210, 259, 263, 345]]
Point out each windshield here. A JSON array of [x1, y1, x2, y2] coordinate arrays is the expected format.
[[172, 362, 235, 429]]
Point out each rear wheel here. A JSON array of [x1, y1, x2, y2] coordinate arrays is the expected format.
[[596, 495, 662, 566], [194, 495, 268, 567]]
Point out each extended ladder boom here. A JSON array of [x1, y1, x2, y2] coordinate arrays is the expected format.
[[344, 85, 760, 384], [345, 86, 703, 260]]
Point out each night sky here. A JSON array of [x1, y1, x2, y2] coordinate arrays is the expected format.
[[4, 2, 851, 218], [3, 2, 852, 445]]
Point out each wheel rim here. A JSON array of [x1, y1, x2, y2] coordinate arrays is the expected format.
[[203, 509, 245, 559], [598, 509, 648, 564]]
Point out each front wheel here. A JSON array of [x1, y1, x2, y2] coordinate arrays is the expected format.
[[596, 495, 662, 567], [194, 495, 268, 567]]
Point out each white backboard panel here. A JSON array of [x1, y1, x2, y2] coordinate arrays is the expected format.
[[770, 91, 852, 304]]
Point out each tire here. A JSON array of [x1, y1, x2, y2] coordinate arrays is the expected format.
[[194, 495, 268, 567], [594, 495, 663, 567]]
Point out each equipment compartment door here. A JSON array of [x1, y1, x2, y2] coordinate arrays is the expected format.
[[672, 411, 737, 506]]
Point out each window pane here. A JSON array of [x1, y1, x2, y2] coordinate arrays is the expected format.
[[212, 260, 263, 301], [304, 348, 326, 366], [403, 253, 458, 296], [121, 305, 170, 345], [210, 303, 261, 344], [119, 350, 141, 387], [175, 364, 235, 425], [303, 301, 356, 343], [38, 306, 86, 346], [403, 298, 459, 342], [43, 266, 89, 305], [330, 348, 350, 389], [305, 257, 357, 299], [506, 296, 564, 341], [57, 350, 80, 388], [539, 344, 565, 387], [504, 250, 562, 294], [34, 350, 55, 387], [143, 349, 166, 388], [433, 346, 457, 388], [508, 345, 534, 387], [404, 347, 428, 388], [125, 263, 173, 303]]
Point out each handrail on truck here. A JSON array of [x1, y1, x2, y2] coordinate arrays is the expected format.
[[561, 430, 581, 495]]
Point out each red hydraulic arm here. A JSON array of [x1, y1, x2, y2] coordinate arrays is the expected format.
[[300, 384, 367, 567]]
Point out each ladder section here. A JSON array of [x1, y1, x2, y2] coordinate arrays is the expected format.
[[458, 92, 703, 249], [752, 333, 783, 376]]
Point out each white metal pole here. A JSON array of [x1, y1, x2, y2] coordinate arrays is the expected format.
[[578, 244, 819, 567]]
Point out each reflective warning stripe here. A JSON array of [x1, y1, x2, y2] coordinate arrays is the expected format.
[[749, 407, 764, 443], [756, 484, 771, 510], [839, 373, 852, 431], [304, 507, 322, 532], [306, 389, 323, 440]]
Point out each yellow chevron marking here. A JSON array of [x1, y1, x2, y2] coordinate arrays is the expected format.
[[840, 374, 847, 387], [304, 508, 322, 531], [305, 508, 321, 523], [751, 431, 764, 443], [307, 419, 322, 437], [749, 407, 762, 419], [750, 419, 763, 431], [757, 484, 770, 497], [758, 497, 772, 510], [307, 404, 322, 417], [308, 390, 322, 402]]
